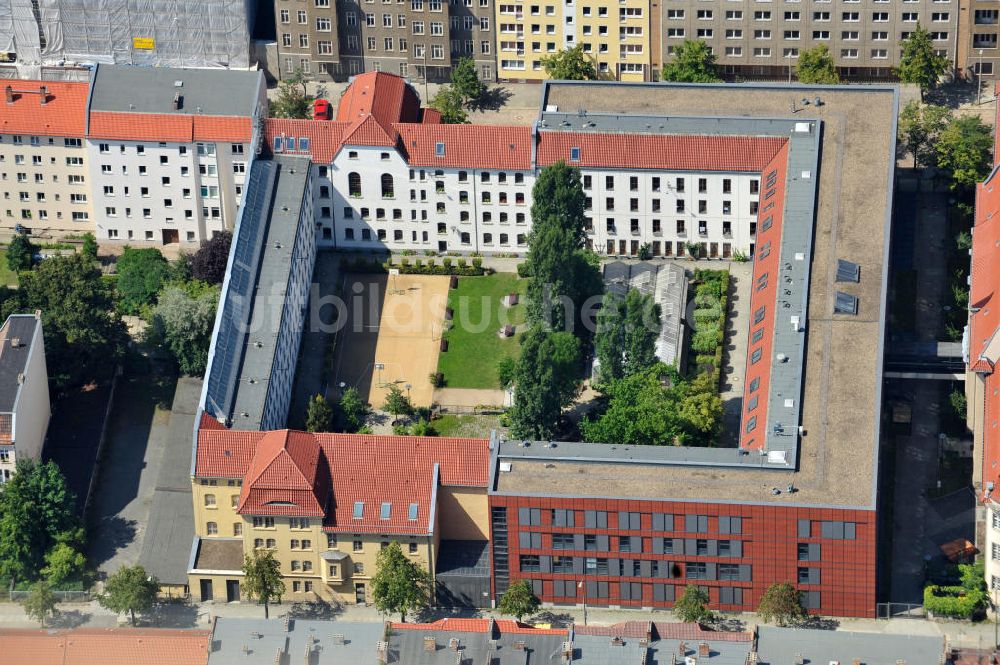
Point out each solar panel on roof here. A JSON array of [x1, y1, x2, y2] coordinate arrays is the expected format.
[[836, 259, 860, 283], [834, 291, 858, 315]]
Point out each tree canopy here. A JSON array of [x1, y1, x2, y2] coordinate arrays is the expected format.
[[147, 280, 220, 375], [897, 101, 951, 168], [674, 585, 713, 624], [498, 580, 541, 621], [595, 289, 661, 384], [382, 384, 414, 420], [22, 581, 57, 627], [450, 57, 486, 104], [509, 328, 581, 440], [796, 45, 840, 84], [81, 233, 98, 261], [98, 564, 159, 626], [660, 40, 720, 83], [0, 459, 80, 583], [306, 394, 334, 433], [270, 69, 315, 119], [430, 86, 469, 124], [7, 233, 35, 273], [896, 25, 950, 100], [336, 387, 369, 432], [542, 45, 598, 80], [371, 541, 431, 621], [581, 364, 722, 446], [190, 231, 232, 284], [42, 541, 87, 588], [756, 582, 807, 626], [935, 114, 994, 190], [242, 549, 285, 618], [115, 247, 172, 315]]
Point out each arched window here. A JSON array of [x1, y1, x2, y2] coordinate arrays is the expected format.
[[348, 172, 361, 197], [381, 173, 394, 198]]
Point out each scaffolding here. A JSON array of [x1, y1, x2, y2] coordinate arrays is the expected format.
[[0, 0, 253, 78]]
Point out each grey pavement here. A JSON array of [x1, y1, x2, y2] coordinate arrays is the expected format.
[[138, 377, 202, 587], [86, 371, 178, 577]]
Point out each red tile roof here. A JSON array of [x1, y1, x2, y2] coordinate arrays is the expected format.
[[196, 427, 489, 532], [238, 430, 327, 517], [88, 111, 253, 143], [536, 131, 787, 172], [0, 628, 211, 665], [336, 72, 421, 129], [0, 80, 89, 137], [341, 114, 398, 147], [265, 118, 350, 162], [391, 618, 568, 635], [394, 124, 533, 170]]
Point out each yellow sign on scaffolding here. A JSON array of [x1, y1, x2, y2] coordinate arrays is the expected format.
[[132, 37, 155, 50]]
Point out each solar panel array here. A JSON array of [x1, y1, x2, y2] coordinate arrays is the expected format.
[[204, 160, 277, 423]]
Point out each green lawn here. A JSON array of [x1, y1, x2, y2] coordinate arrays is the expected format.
[[433, 413, 504, 438], [0, 251, 19, 286], [437, 273, 527, 389]]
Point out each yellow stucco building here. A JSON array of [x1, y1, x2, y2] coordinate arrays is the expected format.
[[188, 424, 490, 606]]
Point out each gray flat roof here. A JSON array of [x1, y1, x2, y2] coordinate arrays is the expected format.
[[89, 64, 260, 116], [219, 156, 311, 430], [494, 82, 897, 509], [208, 618, 385, 665], [387, 625, 567, 665], [0, 314, 40, 414], [755, 627, 944, 665]]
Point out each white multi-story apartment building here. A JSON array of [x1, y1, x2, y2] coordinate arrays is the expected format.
[[84, 65, 266, 246], [0, 313, 49, 484], [265, 72, 775, 258], [0, 81, 94, 238]]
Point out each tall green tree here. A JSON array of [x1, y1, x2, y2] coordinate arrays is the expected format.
[[382, 384, 414, 421], [935, 114, 994, 190], [896, 25, 950, 101], [0, 460, 79, 584], [21, 581, 57, 627], [116, 247, 171, 315], [7, 233, 35, 273], [42, 541, 87, 588], [147, 281, 220, 375], [897, 101, 952, 167], [660, 40, 720, 83], [594, 292, 626, 383], [337, 387, 369, 432], [796, 45, 839, 84], [450, 57, 485, 104], [509, 328, 580, 440], [190, 231, 232, 284], [542, 45, 598, 80], [242, 549, 285, 618], [306, 394, 334, 433], [498, 580, 541, 621], [524, 163, 602, 333], [756, 582, 807, 626], [371, 541, 432, 621], [19, 253, 127, 389], [496, 356, 517, 389], [98, 565, 159, 626], [623, 289, 661, 376], [270, 68, 314, 119], [430, 86, 469, 124], [674, 585, 713, 623], [81, 233, 98, 261]]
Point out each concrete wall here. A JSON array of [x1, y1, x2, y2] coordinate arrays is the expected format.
[[438, 486, 489, 540]]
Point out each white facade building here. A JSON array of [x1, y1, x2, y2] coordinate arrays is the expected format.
[[0, 313, 49, 484]]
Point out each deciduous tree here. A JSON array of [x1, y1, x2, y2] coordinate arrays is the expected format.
[[897, 25, 950, 101], [21, 581, 57, 627], [382, 384, 414, 421], [498, 580, 541, 621], [660, 40, 720, 83], [450, 57, 485, 104], [270, 69, 314, 119], [147, 281, 220, 375], [756, 582, 807, 626], [42, 542, 87, 588], [190, 231, 232, 284], [371, 541, 431, 621], [542, 45, 598, 81], [623, 289, 661, 376], [496, 356, 517, 389], [897, 101, 951, 167], [509, 328, 580, 440], [936, 114, 994, 190], [337, 387, 369, 433], [796, 45, 840, 84], [242, 549, 285, 619], [81, 233, 98, 261], [430, 86, 469, 124], [98, 565, 159, 626], [115, 247, 171, 315], [6, 233, 35, 273], [305, 394, 334, 433], [674, 585, 713, 623]]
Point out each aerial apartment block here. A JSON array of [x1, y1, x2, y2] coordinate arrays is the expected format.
[[273, 0, 496, 82]]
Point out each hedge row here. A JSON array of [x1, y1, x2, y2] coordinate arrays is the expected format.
[[923, 585, 987, 619], [339, 256, 489, 276], [689, 269, 730, 387]]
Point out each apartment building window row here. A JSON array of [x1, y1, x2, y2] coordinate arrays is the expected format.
[[519, 555, 753, 582]]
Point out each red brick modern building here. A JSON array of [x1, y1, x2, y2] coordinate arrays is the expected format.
[[486, 81, 898, 619]]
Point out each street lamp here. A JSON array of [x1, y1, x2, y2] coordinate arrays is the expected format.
[[405, 383, 412, 402], [375, 362, 385, 388], [978, 49, 985, 106]]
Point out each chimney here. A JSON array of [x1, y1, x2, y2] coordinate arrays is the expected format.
[[39, 86, 47, 105], [11, 338, 21, 348], [561, 641, 572, 662], [678, 642, 687, 656], [424, 636, 436, 652], [376, 640, 387, 659], [4, 86, 12, 103], [611, 637, 625, 647], [304, 644, 311, 665], [448, 638, 460, 652], [698, 643, 710, 657]]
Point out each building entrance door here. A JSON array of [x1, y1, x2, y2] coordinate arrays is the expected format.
[[161, 229, 179, 244], [355, 583, 366, 604], [199, 579, 213, 602], [226, 579, 240, 602]]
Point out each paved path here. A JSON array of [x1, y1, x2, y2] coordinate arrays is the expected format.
[[718, 261, 752, 447]]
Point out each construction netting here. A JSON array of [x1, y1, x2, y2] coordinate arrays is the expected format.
[[0, 0, 253, 77]]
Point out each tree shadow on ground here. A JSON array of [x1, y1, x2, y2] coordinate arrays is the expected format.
[[470, 87, 514, 112], [412, 605, 483, 622], [286, 600, 345, 620], [925, 80, 982, 109], [48, 609, 90, 629], [145, 600, 202, 628], [86, 515, 138, 571], [530, 610, 574, 627]]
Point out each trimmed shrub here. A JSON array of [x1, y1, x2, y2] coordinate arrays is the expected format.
[[923, 585, 987, 619]]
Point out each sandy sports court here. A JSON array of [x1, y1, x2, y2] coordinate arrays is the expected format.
[[332, 272, 449, 409]]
